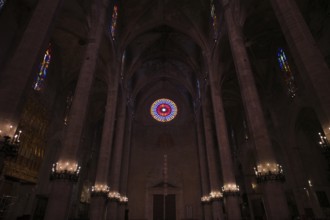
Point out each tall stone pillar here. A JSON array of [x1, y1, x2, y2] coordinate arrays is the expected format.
[[206, 57, 241, 219], [222, 1, 290, 219], [117, 106, 133, 220], [195, 107, 212, 220], [106, 91, 127, 220], [0, 0, 62, 137], [201, 92, 224, 220], [89, 71, 120, 219], [270, 0, 330, 137], [43, 0, 109, 219]]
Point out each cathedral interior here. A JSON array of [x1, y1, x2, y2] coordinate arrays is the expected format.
[[0, 0, 330, 219]]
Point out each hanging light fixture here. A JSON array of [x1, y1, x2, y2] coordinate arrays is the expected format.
[[253, 163, 285, 183], [222, 183, 240, 196], [91, 184, 110, 197], [50, 161, 81, 182]]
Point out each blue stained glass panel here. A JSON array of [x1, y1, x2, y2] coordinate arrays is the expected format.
[[33, 45, 51, 91]]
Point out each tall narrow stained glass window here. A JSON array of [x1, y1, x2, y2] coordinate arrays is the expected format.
[[33, 45, 51, 91], [210, 0, 218, 41], [277, 48, 297, 98], [111, 1, 118, 40], [0, 0, 6, 11]]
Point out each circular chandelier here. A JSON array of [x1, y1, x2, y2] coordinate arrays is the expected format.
[[150, 98, 178, 122]]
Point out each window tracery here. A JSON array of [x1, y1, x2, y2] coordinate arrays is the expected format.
[[151, 98, 178, 122]]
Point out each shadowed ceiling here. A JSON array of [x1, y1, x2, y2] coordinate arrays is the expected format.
[[49, 0, 327, 133]]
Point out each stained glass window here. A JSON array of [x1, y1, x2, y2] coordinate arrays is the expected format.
[[151, 98, 178, 122], [111, 2, 118, 40], [0, 0, 6, 11], [33, 45, 51, 91], [211, 0, 218, 41], [277, 48, 297, 98]]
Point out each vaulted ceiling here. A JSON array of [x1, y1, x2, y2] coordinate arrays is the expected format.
[[50, 0, 327, 128]]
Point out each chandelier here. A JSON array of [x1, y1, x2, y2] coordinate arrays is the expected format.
[[254, 163, 285, 183], [222, 184, 240, 196], [91, 184, 110, 197], [201, 190, 223, 203], [108, 191, 121, 201], [119, 195, 128, 204], [50, 161, 81, 182], [108, 191, 128, 204]]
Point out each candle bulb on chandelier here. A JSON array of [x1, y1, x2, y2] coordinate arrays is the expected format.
[[17, 130, 22, 142]]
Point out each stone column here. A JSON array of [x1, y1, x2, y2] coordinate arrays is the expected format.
[[206, 57, 241, 219], [270, 0, 330, 138], [31, 96, 68, 219], [106, 91, 127, 220], [222, 1, 290, 219], [43, 0, 109, 219], [201, 92, 224, 220], [195, 107, 212, 220], [89, 72, 120, 220], [0, 0, 62, 137], [117, 107, 133, 220], [287, 137, 325, 218]]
